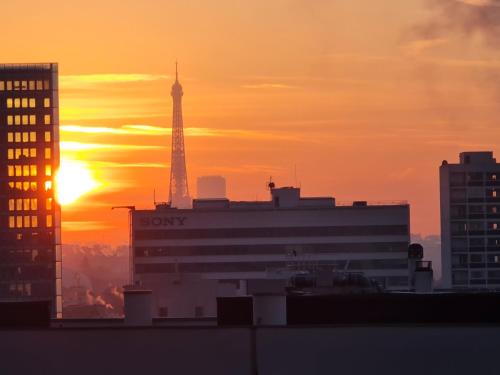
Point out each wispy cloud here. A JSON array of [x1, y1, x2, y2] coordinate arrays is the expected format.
[[60, 141, 163, 151], [402, 38, 448, 56], [92, 161, 168, 168], [60, 74, 170, 88], [60, 124, 312, 142], [62, 221, 114, 231], [241, 83, 297, 89]]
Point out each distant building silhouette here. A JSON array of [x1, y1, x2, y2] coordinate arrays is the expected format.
[[0, 63, 62, 317], [168, 63, 191, 208], [197, 175, 226, 199], [440, 151, 500, 289]]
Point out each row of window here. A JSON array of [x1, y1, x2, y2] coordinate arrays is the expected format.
[[136, 258, 409, 274], [0, 80, 50, 91], [451, 172, 499, 185], [6, 114, 51, 126], [7, 164, 50, 177], [7, 131, 51, 143], [8, 180, 52, 192], [8, 198, 53, 212], [134, 225, 409, 241], [135, 241, 409, 257], [8, 215, 53, 228], [7, 148, 51, 160]]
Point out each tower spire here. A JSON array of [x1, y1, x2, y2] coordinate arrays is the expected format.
[[168, 63, 191, 208]]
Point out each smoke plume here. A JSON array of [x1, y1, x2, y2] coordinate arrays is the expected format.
[[414, 0, 500, 45]]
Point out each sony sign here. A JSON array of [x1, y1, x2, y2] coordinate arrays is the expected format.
[[139, 216, 188, 227]]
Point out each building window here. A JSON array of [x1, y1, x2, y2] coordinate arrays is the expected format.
[[0, 81, 4, 90], [8, 199, 14, 211], [46, 198, 53, 210], [29, 98, 36, 108], [46, 215, 53, 228], [45, 181, 52, 191], [44, 131, 51, 142], [6, 81, 12, 90], [22, 115, 28, 125], [29, 115, 36, 125], [30, 132, 36, 142], [45, 148, 51, 159], [8, 216, 15, 228], [6, 98, 13, 108], [36, 80, 43, 90], [44, 98, 50, 108], [45, 165, 52, 176], [44, 115, 51, 125], [29, 81, 35, 90], [21, 98, 28, 108], [7, 115, 13, 125], [43, 80, 50, 90], [31, 216, 38, 228]]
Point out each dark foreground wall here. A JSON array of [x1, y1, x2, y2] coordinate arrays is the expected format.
[[1, 325, 500, 375]]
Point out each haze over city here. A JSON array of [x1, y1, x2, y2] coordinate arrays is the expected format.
[[4, 0, 500, 244]]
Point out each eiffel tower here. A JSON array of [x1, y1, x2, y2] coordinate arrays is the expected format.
[[168, 62, 191, 208]]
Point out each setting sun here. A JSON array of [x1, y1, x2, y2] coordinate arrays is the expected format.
[[55, 159, 99, 205]]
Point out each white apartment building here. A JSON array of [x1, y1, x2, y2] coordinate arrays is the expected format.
[[132, 187, 411, 317], [440, 151, 500, 289]]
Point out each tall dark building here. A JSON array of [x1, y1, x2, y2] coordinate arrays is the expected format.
[[0, 63, 62, 317], [168, 63, 191, 208]]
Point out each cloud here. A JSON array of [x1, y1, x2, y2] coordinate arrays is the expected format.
[[60, 124, 312, 142], [60, 74, 170, 88], [60, 141, 163, 151], [241, 83, 297, 89], [92, 161, 168, 168], [62, 221, 114, 231], [401, 38, 448, 56]]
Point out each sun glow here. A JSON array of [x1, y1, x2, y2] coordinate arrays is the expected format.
[[55, 159, 99, 205]]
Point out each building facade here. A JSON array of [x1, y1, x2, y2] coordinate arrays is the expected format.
[[440, 151, 500, 289], [0, 63, 62, 317], [132, 187, 410, 317]]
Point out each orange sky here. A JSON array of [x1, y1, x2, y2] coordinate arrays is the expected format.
[[3, 0, 500, 244]]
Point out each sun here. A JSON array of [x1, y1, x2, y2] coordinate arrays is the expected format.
[[55, 159, 99, 205]]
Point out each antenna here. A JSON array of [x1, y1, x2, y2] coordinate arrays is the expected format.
[[175, 60, 178, 81], [267, 176, 275, 190], [153, 189, 156, 206], [294, 164, 297, 187]]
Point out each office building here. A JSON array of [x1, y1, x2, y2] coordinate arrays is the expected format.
[[440, 151, 500, 289], [197, 175, 226, 199], [131, 186, 410, 317], [0, 63, 62, 317]]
